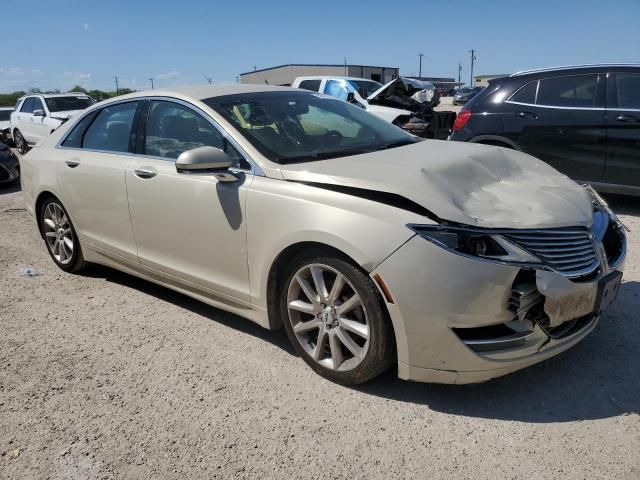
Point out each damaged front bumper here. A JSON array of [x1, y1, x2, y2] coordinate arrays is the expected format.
[[373, 211, 626, 384]]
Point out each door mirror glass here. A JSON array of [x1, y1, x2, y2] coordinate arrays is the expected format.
[[176, 146, 235, 175], [346, 92, 357, 104], [33, 109, 45, 117]]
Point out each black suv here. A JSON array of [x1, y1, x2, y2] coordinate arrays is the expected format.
[[450, 64, 640, 195]]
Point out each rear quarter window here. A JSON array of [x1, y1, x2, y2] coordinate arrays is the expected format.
[[297, 80, 322, 92], [509, 81, 538, 104]]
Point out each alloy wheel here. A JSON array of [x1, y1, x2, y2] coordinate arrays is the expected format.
[[43, 202, 74, 265], [14, 131, 26, 154], [287, 263, 370, 371]]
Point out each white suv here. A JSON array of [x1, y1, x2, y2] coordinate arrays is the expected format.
[[11, 93, 94, 153]]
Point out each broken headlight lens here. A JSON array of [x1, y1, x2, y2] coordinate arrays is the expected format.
[[408, 224, 540, 265]]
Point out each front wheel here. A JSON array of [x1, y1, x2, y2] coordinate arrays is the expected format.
[[280, 253, 395, 385], [39, 198, 87, 272]]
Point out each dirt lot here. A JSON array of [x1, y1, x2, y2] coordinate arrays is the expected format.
[[1, 152, 639, 479]]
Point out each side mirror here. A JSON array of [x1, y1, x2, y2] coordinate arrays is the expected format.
[[346, 92, 357, 104], [33, 109, 45, 117], [175, 146, 239, 182]]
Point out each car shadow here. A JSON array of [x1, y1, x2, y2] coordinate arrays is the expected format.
[[355, 280, 640, 423], [0, 181, 20, 195], [82, 264, 295, 355], [84, 263, 639, 423]]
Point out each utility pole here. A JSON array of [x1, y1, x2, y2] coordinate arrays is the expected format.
[[235, 76, 239, 84], [253, 65, 257, 72], [418, 53, 424, 78], [344, 57, 347, 76], [469, 49, 476, 86], [203, 74, 212, 85], [114, 76, 119, 95], [458, 61, 462, 83], [149, 78, 154, 89]]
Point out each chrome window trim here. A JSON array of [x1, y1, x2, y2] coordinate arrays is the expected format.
[[504, 100, 606, 111], [505, 73, 603, 110], [56, 96, 263, 176]]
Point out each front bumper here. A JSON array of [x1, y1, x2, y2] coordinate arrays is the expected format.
[[373, 232, 625, 384]]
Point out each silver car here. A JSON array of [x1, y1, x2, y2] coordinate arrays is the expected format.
[[20, 85, 626, 385]]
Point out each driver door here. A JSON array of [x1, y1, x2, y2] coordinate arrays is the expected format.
[[126, 99, 253, 302]]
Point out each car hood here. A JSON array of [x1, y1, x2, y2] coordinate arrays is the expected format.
[[367, 77, 436, 107], [49, 110, 83, 121], [279, 140, 593, 229]]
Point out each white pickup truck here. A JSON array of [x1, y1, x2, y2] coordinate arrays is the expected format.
[[291, 76, 454, 138]]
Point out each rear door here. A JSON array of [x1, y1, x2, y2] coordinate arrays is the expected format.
[[57, 100, 140, 261], [504, 73, 607, 182], [604, 71, 640, 188], [16, 97, 35, 141], [30, 97, 50, 141]]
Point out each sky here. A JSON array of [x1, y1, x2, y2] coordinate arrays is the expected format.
[[2, 0, 639, 93]]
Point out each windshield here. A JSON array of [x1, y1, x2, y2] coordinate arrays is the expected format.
[[347, 80, 382, 98], [45, 96, 94, 113], [0, 110, 11, 121], [458, 88, 474, 94], [205, 92, 418, 164]]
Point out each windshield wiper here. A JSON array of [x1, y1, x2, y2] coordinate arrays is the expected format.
[[276, 147, 374, 164]]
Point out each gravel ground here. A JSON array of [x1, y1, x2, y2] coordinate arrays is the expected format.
[[1, 152, 639, 479]]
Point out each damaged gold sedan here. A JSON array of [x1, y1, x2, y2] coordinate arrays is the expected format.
[[20, 85, 627, 385]]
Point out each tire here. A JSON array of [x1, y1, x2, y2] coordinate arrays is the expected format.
[[39, 197, 87, 273], [13, 129, 28, 155], [280, 251, 395, 385]]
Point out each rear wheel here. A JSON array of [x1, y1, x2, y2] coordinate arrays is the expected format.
[[13, 129, 27, 154], [280, 252, 395, 385], [39, 198, 87, 272]]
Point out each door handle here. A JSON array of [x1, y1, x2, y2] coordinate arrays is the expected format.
[[616, 114, 639, 123], [64, 159, 80, 168], [134, 167, 158, 179], [516, 111, 538, 119]]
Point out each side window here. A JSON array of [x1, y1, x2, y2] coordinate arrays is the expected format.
[[61, 111, 99, 148], [537, 74, 598, 108], [83, 102, 138, 153], [32, 97, 45, 113], [20, 98, 35, 113], [324, 80, 350, 102], [145, 100, 248, 168], [614, 73, 640, 109], [509, 81, 538, 104], [298, 80, 321, 92]]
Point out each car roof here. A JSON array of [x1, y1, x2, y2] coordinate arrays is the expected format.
[[510, 63, 640, 78], [296, 76, 377, 82], [0, 107, 13, 110], [109, 83, 300, 102]]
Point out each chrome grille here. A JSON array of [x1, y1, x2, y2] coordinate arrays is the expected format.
[[504, 228, 598, 277]]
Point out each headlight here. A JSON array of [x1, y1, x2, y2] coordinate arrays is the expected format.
[[408, 224, 540, 265]]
